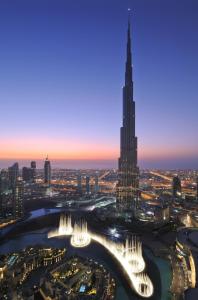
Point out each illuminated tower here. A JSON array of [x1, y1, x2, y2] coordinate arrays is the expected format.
[[117, 18, 139, 212], [44, 156, 51, 186], [13, 179, 24, 219]]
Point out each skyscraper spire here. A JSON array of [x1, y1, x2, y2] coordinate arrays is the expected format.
[[117, 14, 139, 214], [125, 16, 132, 86]]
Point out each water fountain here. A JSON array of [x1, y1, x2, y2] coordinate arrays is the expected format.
[[48, 214, 154, 298]]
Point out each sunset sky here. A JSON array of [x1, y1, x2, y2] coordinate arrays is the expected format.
[[0, 0, 197, 168]]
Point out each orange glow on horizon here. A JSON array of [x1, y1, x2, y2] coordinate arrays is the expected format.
[[0, 138, 196, 161]]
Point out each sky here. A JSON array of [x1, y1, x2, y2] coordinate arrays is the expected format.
[[0, 0, 197, 169]]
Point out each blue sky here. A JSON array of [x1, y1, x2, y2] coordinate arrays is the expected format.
[[0, 0, 197, 168]]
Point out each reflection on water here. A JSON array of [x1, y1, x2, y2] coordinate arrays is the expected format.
[[0, 209, 172, 300], [0, 230, 134, 300], [28, 208, 64, 220], [145, 249, 172, 300]]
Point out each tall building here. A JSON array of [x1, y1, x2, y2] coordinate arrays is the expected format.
[[173, 176, 182, 198], [8, 163, 19, 188], [31, 161, 36, 182], [44, 157, 51, 185], [0, 169, 9, 193], [85, 176, 90, 194], [77, 174, 82, 193], [13, 179, 24, 219], [22, 167, 33, 182], [0, 170, 11, 219], [117, 19, 139, 212], [94, 175, 99, 193]]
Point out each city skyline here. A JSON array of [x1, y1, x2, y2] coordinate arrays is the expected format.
[[0, 0, 197, 169]]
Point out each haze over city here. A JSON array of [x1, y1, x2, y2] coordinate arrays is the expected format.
[[0, 0, 197, 169]]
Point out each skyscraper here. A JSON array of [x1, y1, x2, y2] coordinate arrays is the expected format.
[[22, 167, 33, 182], [44, 156, 51, 186], [13, 179, 24, 219], [117, 19, 139, 213], [77, 174, 82, 193], [0, 170, 11, 220], [8, 163, 19, 188], [172, 176, 182, 198], [85, 176, 90, 194], [94, 175, 99, 193], [31, 161, 36, 182]]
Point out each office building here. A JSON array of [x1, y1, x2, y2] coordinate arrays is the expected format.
[[44, 157, 51, 186]]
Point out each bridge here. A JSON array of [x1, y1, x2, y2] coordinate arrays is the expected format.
[[48, 214, 154, 298]]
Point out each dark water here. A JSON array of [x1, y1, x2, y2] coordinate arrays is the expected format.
[[0, 209, 172, 300]]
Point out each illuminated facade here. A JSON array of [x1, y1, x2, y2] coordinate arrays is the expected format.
[[13, 179, 24, 219], [117, 20, 139, 213], [44, 156, 51, 185], [176, 228, 198, 292]]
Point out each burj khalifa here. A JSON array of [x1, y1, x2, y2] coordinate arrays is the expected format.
[[117, 19, 139, 213]]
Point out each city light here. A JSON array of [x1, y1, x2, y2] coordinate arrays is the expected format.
[[48, 214, 154, 298]]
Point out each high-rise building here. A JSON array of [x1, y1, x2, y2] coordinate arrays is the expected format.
[[85, 176, 90, 194], [0, 170, 10, 219], [31, 161, 36, 182], [12, 179, 24, 219], [173, 176, 182, 198], [8, 163, 19, 188], [22, 167, 33, 182], [44, 157, 51, 186], [196, 176, 198, 201], [0, 169, 10, 193], [77, 174, 82, 193], [94, 175, 99, 193], [117, 19, 139, 213]]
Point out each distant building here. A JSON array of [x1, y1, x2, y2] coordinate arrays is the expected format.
[[85, 176, 90, 194], [154, 205, 170, 222], [0, 170, 11, 219], [31, 161, 36, 182], [22, 167, 33, 182], [0, 169, 10, 193], [94, 175, 99, 193], [196, 176, 198, 201], [8, 163, 19, 188], [13, 180, 24, 219], [77, 174, 82, 193], [173, 176, 182, 197], [44, 157, 51, 185]]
